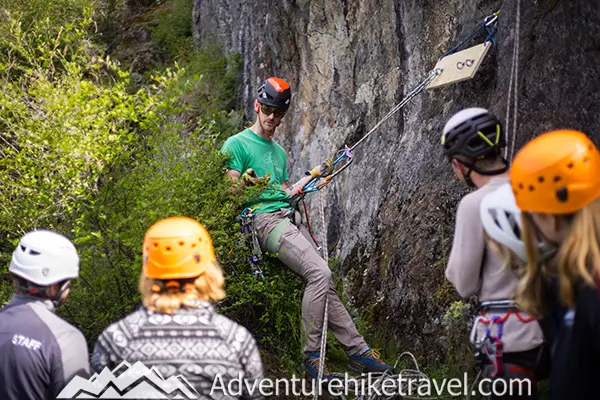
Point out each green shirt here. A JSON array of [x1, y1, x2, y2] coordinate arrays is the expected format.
[[221, 128, 293, 214]]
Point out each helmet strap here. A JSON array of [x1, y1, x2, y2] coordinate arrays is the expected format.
[[52, 280, 71, 307], [151, 278, 197, 294], [257, 105, 276, 139], [459, 156, 509, 188], [463, 167, 476, 188], [14, 276, 69, 308]]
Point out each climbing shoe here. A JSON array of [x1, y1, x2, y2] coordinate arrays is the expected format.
[[348, 348, 394, 373], [305, 353, 334, 381]]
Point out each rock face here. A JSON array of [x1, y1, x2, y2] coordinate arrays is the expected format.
[[193, 0, 600, 361]]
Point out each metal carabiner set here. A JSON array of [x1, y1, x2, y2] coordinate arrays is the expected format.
[[235, 207, 265, 279]]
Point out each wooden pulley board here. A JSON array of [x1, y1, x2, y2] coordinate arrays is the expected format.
[[427, 42, 492, 89]]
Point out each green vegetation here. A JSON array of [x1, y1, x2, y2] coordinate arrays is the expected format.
[[0, 0, 304, 373]]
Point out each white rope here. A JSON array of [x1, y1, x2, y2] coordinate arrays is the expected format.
[[505, 0, 521, 161], [309, 69, 441, 399], [327, 352, 439, 400], [313, 189, 330, 399], [349, 69, 442, 153]]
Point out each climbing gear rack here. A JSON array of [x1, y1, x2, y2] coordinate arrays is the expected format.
[[235, 207, 265, 279]]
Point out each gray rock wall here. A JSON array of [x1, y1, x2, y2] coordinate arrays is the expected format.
[[193, 0, 600, 360]]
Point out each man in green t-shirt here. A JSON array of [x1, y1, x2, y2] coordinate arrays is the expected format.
[[221, 77, 391, 379]]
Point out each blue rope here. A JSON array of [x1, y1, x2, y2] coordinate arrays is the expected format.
[[442, 11, 499, 57], [484, 23, 498, 46]]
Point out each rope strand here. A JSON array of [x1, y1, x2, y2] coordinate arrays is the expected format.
[[505, 0, 521, 162]]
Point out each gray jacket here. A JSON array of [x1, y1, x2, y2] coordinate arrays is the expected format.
[[0, 294, 90, 400], [445, 177, 544, 353]]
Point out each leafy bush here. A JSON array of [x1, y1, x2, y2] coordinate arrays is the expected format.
[[0, 3, 155, 268], [441, 300, 477, 376], [0, 0, 306, 373]]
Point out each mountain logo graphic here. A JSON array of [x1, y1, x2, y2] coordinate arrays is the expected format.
[[57, 360, 199, 399]]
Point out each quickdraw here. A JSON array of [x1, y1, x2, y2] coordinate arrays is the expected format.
[[235, 207, 265, 279], [472, 300, 535, 379]]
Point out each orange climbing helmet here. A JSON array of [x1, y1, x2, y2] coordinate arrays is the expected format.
[[257, 77, 291, 110], [143, 216, 217, 280], [510, 129, 600, 214]]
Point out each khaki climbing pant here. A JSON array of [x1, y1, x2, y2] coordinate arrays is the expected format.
[[253, 209, 367, 356]]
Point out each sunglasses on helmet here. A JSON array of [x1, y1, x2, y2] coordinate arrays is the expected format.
[[260, 104, 286, 118]]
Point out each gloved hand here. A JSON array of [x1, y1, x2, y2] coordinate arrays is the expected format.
[[307, 158, 334, 179], [242, 168, 270, 186]]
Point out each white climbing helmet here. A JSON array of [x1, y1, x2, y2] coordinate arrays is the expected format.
[[443, 107, 489, 136], [9, 230, 80, 286], [480, 183, 527, 262]]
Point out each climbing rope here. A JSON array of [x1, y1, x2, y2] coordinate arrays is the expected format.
[[299, 10, 500, 198], [314, 189, 330, 399], [505, 0, 521, 162], [300, 68, 442, 197], [303, 11, 503, 393], [327, 352, 438, 400]]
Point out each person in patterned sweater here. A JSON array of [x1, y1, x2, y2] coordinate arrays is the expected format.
[[92, 216, 264, 399]]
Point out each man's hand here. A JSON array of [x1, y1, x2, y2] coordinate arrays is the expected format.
[[307, 158, 334, 179], [242, 168, 271, 186]]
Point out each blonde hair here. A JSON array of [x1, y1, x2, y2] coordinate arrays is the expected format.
[[139, 262, 226, 314], [518, 197, 600, 317], [483, 231, 524, 275]]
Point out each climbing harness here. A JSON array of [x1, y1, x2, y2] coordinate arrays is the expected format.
[[505, 0, 522, 162], [235, 207, 265, 279], [470, 300, 537, 385]]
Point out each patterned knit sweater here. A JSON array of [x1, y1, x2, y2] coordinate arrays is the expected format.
[[91, 302, 264, 399]]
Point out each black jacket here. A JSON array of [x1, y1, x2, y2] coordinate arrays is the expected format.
[[549, 280, 600, 400]]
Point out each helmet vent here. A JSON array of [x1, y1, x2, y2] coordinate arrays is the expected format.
[[178, 241, 185, 246], [567, 162, 574, 169], [490, 210, 501, 228], [529, 185, 535, 191], [166, 246, 172, 251], [20, 245, 26, 252], [198, 237, 203, 243], [538, 176, 545, 183], [153, 242, 159, 248], [556, 187, 569, 203], [554, 176, 562, 183], [191, 243, 197, 248], [519, 183, 524, 190], [193, 254, 201, 263], [29, 250, 41, 256]]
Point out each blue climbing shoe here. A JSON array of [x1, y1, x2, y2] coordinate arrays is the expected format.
[[348, 348, 394, 373], [305, 353, 334, 381]]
